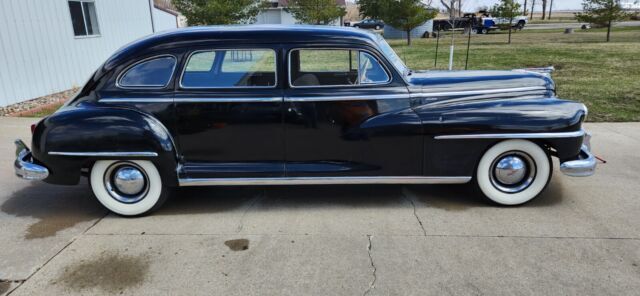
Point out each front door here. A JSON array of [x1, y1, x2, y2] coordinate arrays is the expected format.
[[284, 47, 423, 177], [174, 47, 284, 178]]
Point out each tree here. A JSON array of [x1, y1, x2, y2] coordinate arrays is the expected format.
[[575, 0, 634, 42], [530, 0, 535, 18], [288, 0, 346, 24], [541, 0, 547, 19], [173, 0, 268, 25], [359, 0, 437, 45], [439, 0, 465, 16], [358, 0, 389, 19], [491, 0, 521, 44], [523, 0, 528, 15], [548, 0, 553, 19]]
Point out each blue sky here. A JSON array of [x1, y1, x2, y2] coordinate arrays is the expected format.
[[432, 0, 584, 11]]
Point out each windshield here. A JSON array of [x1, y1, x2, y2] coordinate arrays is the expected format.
[[376, 35, 409, 76]]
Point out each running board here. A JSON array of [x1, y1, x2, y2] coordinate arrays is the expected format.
[[178, 176, 472, 186]]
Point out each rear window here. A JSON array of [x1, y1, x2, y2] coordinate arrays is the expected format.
[[118, 56, 176, 88], [181, 49, 277, 88]]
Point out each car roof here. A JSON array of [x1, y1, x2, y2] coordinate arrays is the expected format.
[[103, 25, 381, 71]]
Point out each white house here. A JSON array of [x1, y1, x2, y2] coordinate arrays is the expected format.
[[0, 0, 179, 107], [255, 0, 346, 26]]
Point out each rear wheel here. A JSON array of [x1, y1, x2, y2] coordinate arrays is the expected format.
[[481, 28, 489, 34], [475, 140, 552, 205], [90, 160, 169, 216]]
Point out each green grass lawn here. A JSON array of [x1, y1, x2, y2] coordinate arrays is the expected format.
[[389, 26, 640, 121]]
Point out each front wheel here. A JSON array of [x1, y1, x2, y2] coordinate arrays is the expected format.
[[90, 160, 169, 216], [475, 140, 552, 206]]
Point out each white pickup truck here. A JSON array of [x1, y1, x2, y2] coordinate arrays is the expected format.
[[489, 15, 529, 29]]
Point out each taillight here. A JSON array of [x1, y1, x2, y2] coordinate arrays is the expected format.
[[31, 124, 36, 134]]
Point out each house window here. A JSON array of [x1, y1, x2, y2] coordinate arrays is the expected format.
[[68, 0, 100, 37]]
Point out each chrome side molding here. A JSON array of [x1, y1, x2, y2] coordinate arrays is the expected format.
[[48, 151, 158, 157], [434, 130, 585, 140], [178, 176, 472, 186]]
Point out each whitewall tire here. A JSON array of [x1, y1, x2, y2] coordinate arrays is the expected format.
[[476, 140, 551, 205], [90, 160, 168, 216]]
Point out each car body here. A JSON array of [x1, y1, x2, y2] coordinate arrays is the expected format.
[[351, 19, 385, 30], [15, 25, 596, 216]]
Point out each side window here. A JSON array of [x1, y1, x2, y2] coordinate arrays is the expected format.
[[290, 49, 389, 87], [359, 52, 390, 84], [118, 56, 177, 88], [181, 49, 276, 88]]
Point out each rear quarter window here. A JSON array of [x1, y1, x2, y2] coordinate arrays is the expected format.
[[118, 56, 177, 88]]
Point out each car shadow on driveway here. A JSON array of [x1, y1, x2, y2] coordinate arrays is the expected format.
[[156, 180, 563, 216], [2, 178, 564, 222], [1, 181, 106, 240]]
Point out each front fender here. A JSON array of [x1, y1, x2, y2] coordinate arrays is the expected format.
[[32, 102, 178, 186], [414, 97, 588, 177]]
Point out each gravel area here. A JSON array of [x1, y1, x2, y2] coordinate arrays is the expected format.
[[0, 88, 79, 117]]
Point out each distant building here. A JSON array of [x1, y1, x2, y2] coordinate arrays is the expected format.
[[255, 0, 346, 26], [384, 21, 434, 39], [0, 0, 179, 107]]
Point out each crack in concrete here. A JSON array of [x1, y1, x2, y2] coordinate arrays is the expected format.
[[402, 188, 427, 237], [363, 235, 377, 296], [235, 190, 264, 233]]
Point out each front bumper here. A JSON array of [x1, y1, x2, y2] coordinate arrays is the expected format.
[[560, 132, 596, 177], [14, 139, 49, 180]]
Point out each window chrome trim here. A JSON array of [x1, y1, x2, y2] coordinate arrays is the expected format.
[[116, 54, 178, 89], [178, 176, 472, 186], [434, 130, 585, 140], [48, 151, 158, 157], [99, 97, 283, 103], [286, 94, 407, 102], [179, 48, 278, 89], [288, 47, 392, 89], [99, 98, 174, 103], [174, 97, 282, 103]]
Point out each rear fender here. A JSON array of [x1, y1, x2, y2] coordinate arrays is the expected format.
[[31, 103, 178, 186]]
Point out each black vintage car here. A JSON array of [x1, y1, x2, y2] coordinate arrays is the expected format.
[[351, 19, 385, 30], [15, 25, 595, 216]]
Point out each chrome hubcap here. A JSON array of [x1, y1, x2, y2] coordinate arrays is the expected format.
[[494, 156, 527, 185], [104, 162, 149, 204], [489, 152, 536, 194], [114, 167, 145, 195]]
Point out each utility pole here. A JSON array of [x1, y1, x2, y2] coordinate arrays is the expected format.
[[448, 0, 455, 70]]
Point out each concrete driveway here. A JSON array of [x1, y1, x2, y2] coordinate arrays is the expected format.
[[1, 116, 639, 295]]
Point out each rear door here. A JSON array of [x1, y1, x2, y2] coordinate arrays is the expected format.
[[174, 46, 285, 178], [284, 46, 422, 177]]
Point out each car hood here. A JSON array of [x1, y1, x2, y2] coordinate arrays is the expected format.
[[405, 70, 555, 95]]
